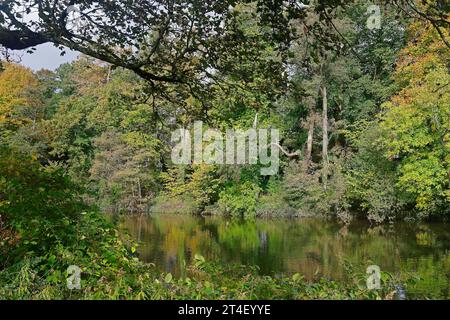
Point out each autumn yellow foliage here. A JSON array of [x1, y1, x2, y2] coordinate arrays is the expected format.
[[379, 17, 450, 210], [0, 62, 40, 134]]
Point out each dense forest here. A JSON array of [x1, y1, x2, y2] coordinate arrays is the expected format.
[[0, 0, 449, 300]]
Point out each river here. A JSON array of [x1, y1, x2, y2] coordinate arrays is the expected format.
[[118, 214, 449, 299]]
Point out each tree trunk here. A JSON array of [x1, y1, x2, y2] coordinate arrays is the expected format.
[[321, 86, 329, 189], [305, 115, 314, 165], [137, 177, 143, 212], [106, 65, 112, 83]]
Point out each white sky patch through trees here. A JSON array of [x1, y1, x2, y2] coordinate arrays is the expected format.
[[13, 43, 79, 71]]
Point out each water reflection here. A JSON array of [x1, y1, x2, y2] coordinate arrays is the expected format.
[[119, 214, 450, 298]]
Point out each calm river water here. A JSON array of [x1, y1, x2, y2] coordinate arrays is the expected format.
[[119, 214, 449, 299]]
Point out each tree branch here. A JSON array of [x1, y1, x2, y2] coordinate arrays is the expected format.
[[0, 27, 48, 50], [270, 143, 301, 158]]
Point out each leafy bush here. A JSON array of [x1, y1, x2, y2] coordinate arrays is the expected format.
[[0, 147, 87, 266], [150, 195, 197, 215], [0, 252, 420, 300], [161, 164, 222, 213], [283, 159, 349, 221], [0, 147, 157, 299], [218, 181, 261, 218], [344, 122, 411, 223], [256, 179, 296, 217]]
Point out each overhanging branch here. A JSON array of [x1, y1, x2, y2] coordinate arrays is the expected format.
[[0, 27, 49, 50]]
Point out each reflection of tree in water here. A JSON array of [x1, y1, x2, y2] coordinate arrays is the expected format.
[[259, 231, 268, 251], [119, 214, 450, 297], [167, 254, 178, 275]]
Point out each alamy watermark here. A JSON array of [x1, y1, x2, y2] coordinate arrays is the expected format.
[[366, 5, 382, 30], [67, 265, 82, 290], [171, 121, 280, 175], [366, 265, 381, 290]]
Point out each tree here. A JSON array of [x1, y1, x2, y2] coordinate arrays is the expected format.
[[0, 62, 42, 140], [378, 17, 450, 213], [0, 1, 301, 83], [280, 1, 410, 220], [5, 0, 415, 94]]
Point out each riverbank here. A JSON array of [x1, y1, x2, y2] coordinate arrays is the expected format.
[[148, 194, 450, 223]]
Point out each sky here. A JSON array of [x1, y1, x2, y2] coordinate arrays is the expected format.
[[13, 43, 79, 71], [4, 8, 79, 71]]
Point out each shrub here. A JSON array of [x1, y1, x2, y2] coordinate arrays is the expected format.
[[218, 181, 261, 218], [0, 147, 87, 266], [283, 159, 349, 221]]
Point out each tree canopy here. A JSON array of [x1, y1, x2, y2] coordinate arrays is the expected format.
[[1, 1, 448, 86]]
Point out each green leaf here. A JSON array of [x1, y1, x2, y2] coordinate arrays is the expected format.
[[164, 273, 173, 283], [194, 254, 206, 267], [292, 273, 303, 282]]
